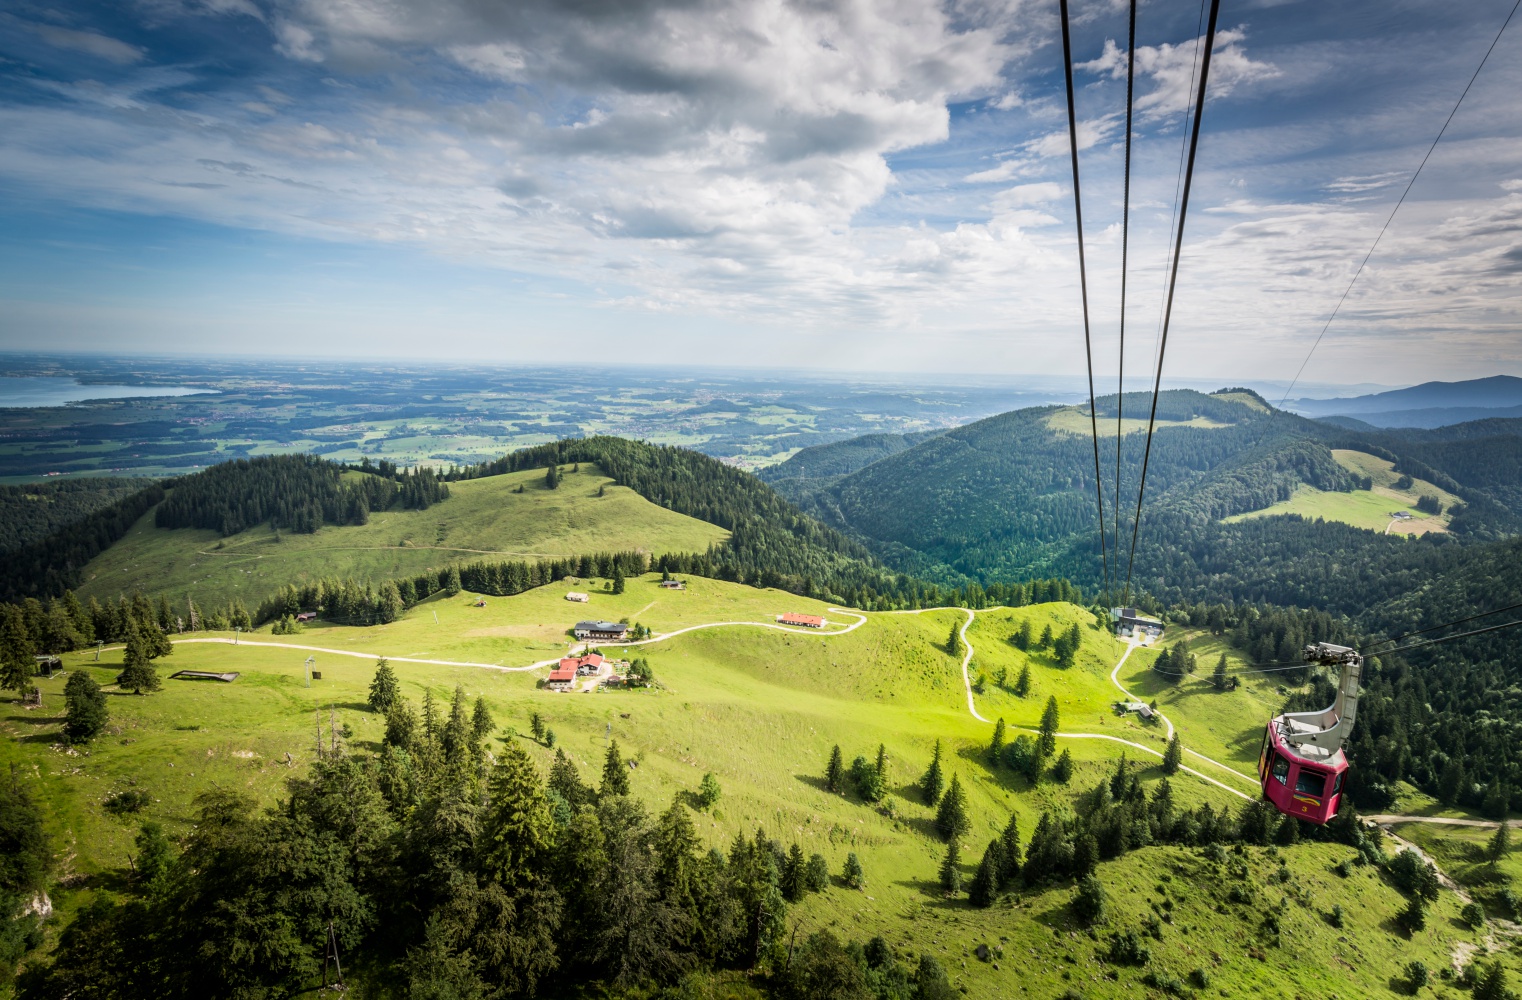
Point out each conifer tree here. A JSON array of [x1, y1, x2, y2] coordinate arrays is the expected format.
[[947, 620, 961, 657], [875, 743, 888, 781], [1162, 734, 1182, 775], [119, 618, 162, 694], [781, 843, 807, 902], [384, 696, 417, 750], [0, 605, 32, 695], [471, 696, 494, 747], [1014, 663, 1031, 698], [601, 739, 630, 797], [998, 814, 1022, 887], [1212, 652, 1229, 690], [1038, 624, 1053, 649], [63, 670, 107, 743], [1051, 747, 1074, 784], [548, 748, 591, 810], [612, 569, 625, 595], [843, 852, 865, 889], [921, 739, 945, 805], [989, 718, 1006, 763], [697, 772, 721, 809], [938, 840, 962, 894], [544, 464, 560, 489], [1012, 620, 1032, 651], [826, 745, 844, 793], [1073, 874, 1107, 925], [482, 740, 555, 883], [968, 840, 1004, 908], [1488, 822, 1511, 867], [368, 657, 399, 713], [935, 774, 970, 841], [1038, 696, 1060, 757], [444, 565, 462, 596]]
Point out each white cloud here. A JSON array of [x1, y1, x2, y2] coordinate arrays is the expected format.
[[1078, 27, 1279, 121], [22, 22, 144, 64]]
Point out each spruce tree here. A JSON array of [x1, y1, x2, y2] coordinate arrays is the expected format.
[[548, 748, 591, 810], [697, 772, 721, 809], [1475, 962, 1509, 1000], [843, 851, 865, 889], [1212, 652, 1229, 690], [1038, 624, 1053, 649], [1488, 822, 1511, 866], [1162, 734, 1182, 775], [601, 739, 630, 797], [989, 718, 1006, 763], [530, 711, 546, 743], [471, 696, 494, 747], [948, 620, 961, 657], [1051, 747, 1074, 784], [482, 741, 555, 881], [368, 657, 399, 713], [1013, 620, 1032, 651], [118, 619, 162, 694], [1073, 874, 1107, 925], [782, 843, 807, 902], [0, 605, 32, 695], [826, 745, 844, 792], [63, 670, 108, 744], [875, 743, 888, 781], [935, 774, 970, 841], [544, 464, 560, 489], [1038, 696, 1060, 757], [444, 565, 462, 596], [968, 840, 1004, 907], [921, 739, 945, 805], [805, 853, 830, 892], [1014, 663, 1031, 698], [612, 569, 625, 595], [938, 840, 962, 894], [998, 813, 1022, 887]]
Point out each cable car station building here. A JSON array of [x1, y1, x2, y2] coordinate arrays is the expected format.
[[1110, 607, 1165, 639]]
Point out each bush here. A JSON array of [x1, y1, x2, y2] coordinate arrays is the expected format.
[[1326, 904, 1344, 928], [1141, 970, 1187, 996], [842, 852, 865, 889], [1188, 968, 1211, 989], [1405, 959, 1429, 990], [1461, 902, 1486, 928], [1072, 874, 1106, 925], [1387, 850, 1441, 901], [696, 772, 721, 809], [1397, 896, 1427, 934], [103, 789, 151, 816], [1107, 930, 1150, 965], [805, 853, 830, 893]]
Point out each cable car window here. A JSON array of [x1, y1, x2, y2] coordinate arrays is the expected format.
[[1295, 770, 1326, 797], [1332, 773, 1344, 795], [1270, 755, 1289, 785]]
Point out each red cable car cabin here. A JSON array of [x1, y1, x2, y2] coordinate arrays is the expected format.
[[1259, 722, 1347, 825], [1257, 642, 1363, 826]]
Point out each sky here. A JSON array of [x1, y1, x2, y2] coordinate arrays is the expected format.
[[1, 0, 1520, 385]]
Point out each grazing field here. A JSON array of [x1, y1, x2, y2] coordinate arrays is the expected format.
[[75, 465, 728, 609], [1044, 406, 1233, 437], [1, 578, 1491, 998], [1224, 449, 1460, 536]]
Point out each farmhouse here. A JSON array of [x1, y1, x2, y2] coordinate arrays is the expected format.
[[566, 592, 590, 603], [778, 613, 825, 628], [658, 579, 686, 590], [295, 611, 318, 623], [546, 662, 578, 691], [1110, 607, 1164, 639], [574, 620, 629, 641], [562, 652, 606, 676]]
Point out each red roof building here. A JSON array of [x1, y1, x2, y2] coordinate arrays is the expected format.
[[547, 663, 577, 689], [778, 613, 825, 628]]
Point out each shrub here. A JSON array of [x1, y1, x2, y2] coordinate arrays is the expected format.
[[1461, 902, 1485, 928], [842, 852, 865, 889], [1188, 968, 1211, 989], [1405, 959, 1429, 990], [804, 853, 830, 893], [696, 772, 721, 809], [1141, 970, 1187, 996], [1106, 930, 1150, 965], [103, 788, 151, 816], [1072, 874, 1107, 925], [1326, 904, 1344, 928]]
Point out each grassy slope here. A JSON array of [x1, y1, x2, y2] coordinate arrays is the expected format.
[[1224, 449, 1459, 536], [2, 580, 1489, 998], [75, 465, 728, 609], [1044, 407, 1233, 437]]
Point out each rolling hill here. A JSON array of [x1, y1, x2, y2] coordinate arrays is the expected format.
[[1291, 374, 1522, 428], [74, 464, 728, 610]]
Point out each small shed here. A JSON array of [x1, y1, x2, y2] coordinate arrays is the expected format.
[[566, 592, 590, 603], [295, 611, 318, 623], [658, 580, 686, 590]]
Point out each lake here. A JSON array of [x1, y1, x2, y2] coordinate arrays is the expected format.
[[0, 376, 215, 408]]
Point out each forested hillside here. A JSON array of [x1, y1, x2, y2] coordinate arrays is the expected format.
[[0, 478, 143, 554]]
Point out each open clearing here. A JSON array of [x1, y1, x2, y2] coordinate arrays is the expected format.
[[76, 465, 728, 609], [2, 574, 1495, 999], [1044, 407, 1233, 438]]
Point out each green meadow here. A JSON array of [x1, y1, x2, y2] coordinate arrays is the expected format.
[[1, 578, 1493, 998], [1224, 450, 1461, 536], [75, 465, 728, 610]]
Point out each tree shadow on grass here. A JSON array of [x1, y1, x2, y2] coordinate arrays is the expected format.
[[894, 875, 966, 907], [794, 774, 837, 796]]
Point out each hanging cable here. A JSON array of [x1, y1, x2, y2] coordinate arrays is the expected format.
[[1122, 0, 1223, 601], [1263, 0, 1522, 418], [1059, 0, 1112, 609], [1114, 0, 1137, 603]]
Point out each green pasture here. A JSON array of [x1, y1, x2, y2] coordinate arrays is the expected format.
[[0, 580, 1496, 997], [1225, 449, 1460, 536], [75, 465, 727, 609], [1044, 407, 1233, 438]]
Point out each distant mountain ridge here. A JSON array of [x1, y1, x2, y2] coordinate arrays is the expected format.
[[1293, 374, 1522, 427]]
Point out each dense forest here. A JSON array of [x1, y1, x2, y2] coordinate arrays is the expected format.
[[0, 482, 165, 605], [155, 454, 447, 535], [0, 477, 144, 554]]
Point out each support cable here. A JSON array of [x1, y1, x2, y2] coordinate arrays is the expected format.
[[1114, 0, 1137, 602], [1059, 0, 1112, 608], [1123, 0, 1223, 601], [1263, 0, 1522, 418]]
